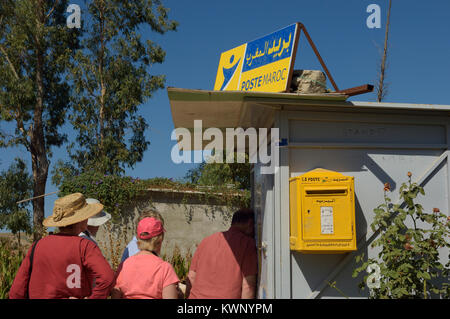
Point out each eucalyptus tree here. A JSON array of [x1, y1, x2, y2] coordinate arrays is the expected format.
[[57, 0, 177, 177], [0, 158, 33, 245], [0, 0, 79, 239]]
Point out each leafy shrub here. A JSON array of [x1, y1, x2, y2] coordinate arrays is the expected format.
[[353, 172, 450, 298], [162, 245, 192, 283], [59, 171, 149, 224], [59, 170, 250, 224], [0, 158, 33, 236], [0, 239, 27, 299]]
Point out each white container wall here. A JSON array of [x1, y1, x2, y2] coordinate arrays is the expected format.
[[166, 87, 450, 299], [255, 105, 450, 299]]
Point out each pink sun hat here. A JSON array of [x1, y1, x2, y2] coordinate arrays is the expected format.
[[137, 217, 165, 239]]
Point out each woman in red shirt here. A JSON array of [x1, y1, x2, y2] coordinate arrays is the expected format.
[[9, 193, 115, 299]]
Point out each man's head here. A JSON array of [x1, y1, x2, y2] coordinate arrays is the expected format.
[[231, 208, 255, 237], [59, 219, 88, 235]]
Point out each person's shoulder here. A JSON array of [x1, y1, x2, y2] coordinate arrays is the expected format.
[[127, 253, 171, 271], [43, 233, 85, 243], [119, 253, 148, 272], [121, 253, 139, 266], [205, 231, 223, 241], [197, 231, 223, 248], [79, 232, 96, 243], [160, 258, 175, 269], [127, 252, 160, 263], [227, 229, 256, 246], [78, 235, 100, 251], [126, 236, 138, 247], [160, 259, 179, 277], [241, 233, 256, 246]]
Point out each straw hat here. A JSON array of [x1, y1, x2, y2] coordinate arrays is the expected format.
[[43, 193, 104, 227]]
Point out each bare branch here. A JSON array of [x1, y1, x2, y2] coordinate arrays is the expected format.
[[45, 0, 60, 20], [80, 66, 98, 99], [377, 0, 392, 102], [0, 44, 20, 80]]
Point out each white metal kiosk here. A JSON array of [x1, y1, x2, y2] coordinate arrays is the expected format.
[[168, 87, 450, 298]]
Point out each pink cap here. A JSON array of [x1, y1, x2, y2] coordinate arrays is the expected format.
[[137, 217, 165, 240]]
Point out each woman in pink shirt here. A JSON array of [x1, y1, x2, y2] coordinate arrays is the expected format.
[[111, 217, 180, 299]]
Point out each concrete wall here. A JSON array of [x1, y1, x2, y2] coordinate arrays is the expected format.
[[95, 189, 238, 267]]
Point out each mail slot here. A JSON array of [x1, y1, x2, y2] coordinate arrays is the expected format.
[[289, 168, 357, 253]]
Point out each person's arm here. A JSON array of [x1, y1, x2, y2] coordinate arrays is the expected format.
[[8, 245, 33, 299], [161, 261, 181, 299], [110, 287, 123, 299], [185, 270, 196, 298], [241, 239, 258, 299], [241, 275, 256, 299], [109, 262, 125, 299], [162, 283, 179, 299], [120, 246, 129, 263], [82, 240, 115, 299]]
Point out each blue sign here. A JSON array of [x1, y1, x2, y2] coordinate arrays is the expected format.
[[241, 23, 296, 73]]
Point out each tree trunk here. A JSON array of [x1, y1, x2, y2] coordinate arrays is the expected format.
[[31, 156, 48, 240], [31, 0, 49, 241]]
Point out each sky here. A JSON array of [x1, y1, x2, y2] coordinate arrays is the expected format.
[[1, 0, 450, 220]]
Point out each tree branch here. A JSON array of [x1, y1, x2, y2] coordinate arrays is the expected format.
[[377, 0, 392, 102], [80, 66, 98, 99], [45, 0, 60, 21], [0, 44, 20, 80], [0, 11, 32, 150]]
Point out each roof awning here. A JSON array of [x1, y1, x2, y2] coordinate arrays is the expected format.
[[167, 87, 450, 151], [168, 87, 348, 131], [167, 87, 348, 151]]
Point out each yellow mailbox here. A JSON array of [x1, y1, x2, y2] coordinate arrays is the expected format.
[[289, 168, 356, 253]]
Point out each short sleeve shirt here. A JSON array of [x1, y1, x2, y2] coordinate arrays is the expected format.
[[9, 234, 115, 299], [115, 253, 179, 299], [189, 227, 258, 299], [120, 236, 139, 263]]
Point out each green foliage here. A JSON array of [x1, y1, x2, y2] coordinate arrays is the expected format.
[[0, 0, 81, 239], [162, 246, 192, 283], [353, 172, 450, 299], [58, 170, 250, 224], [0, 238, 27, 299], [185, 152, 251, 190], [0, 0, 77, 148], [62, 0, 178, 176], [59, 171, 149, 224], [0, 158, 33, 237]]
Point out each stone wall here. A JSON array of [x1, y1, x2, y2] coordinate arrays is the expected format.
[[95, 188, 239, 268]]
